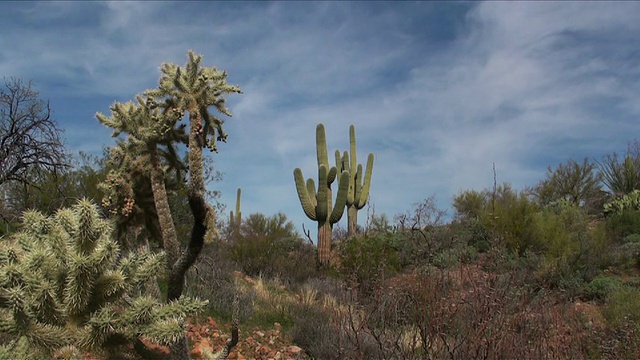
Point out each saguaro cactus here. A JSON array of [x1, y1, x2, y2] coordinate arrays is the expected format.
[[336, 124, 374, 236], [230, 188, 242, 230], [294, 124, 349, 265]]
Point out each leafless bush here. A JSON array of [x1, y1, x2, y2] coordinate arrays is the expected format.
[[295, 263, 595, 359], [185, 243, 255, 322]]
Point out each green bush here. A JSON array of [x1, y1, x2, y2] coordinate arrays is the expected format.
[[453, 189, 486, 222], [454, 183, 540, 254], [578, 223, 617, 280], [462, 218, 492, 252], [432, 246, 478, 269], [530, 203, 588, 259], [603, 287, 640, 329], [606, 210, 640, 241], [623, 233, 640, 244], [338, 232, 400, 291], [584, 276, 624, 302], [228, 212, 316, 284]]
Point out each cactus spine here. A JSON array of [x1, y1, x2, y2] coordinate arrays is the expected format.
[[0, 199, 206, 359], [230, 188, 242, 230], [294, 124, 349, 265], [336, 124, 374, 236]]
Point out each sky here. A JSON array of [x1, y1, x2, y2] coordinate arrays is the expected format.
[[1, 1, 640, 237]]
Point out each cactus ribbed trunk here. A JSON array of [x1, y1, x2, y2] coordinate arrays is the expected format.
[[149, 149, 180, 268], [347, 205, 358, 237], [318, 221, 331, 265]]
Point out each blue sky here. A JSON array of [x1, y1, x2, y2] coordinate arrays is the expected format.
[[2, 2, 640, 235]]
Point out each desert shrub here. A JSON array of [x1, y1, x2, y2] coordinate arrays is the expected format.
[[337, 232, 400, 292], [528, 203, 588, 258], [432, 245, 478, 269], [623, 233, 640, 244], [328, 266, 592, 359], [228, 212, 316, 284], [525, 206, 615, 291], [391, 196, 458, 269], [606, 209, 640, 241], [530, 158, 604, 215], [395, 225, 461, 269], [454, 183, 540, 254], [462, 218, 492, 252], [185, 244, 255, 322], [603, 287, 640, 329], [584, 276, 624, 302], [491, 190, 540, 253], [620, 242, 640, 269], [291, 304, 339, 359], [611, 234, 640, 270], [452, 189, 487, 222]]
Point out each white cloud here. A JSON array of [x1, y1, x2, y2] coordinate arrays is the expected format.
[[2, 2, 640, 237]]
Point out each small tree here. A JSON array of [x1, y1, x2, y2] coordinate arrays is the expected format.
[[1, 152, 104, 222], [597, 141, 640, 196], [531, 158, 604, 214], [453, 189, 487, 223], [0, 78, 69, 187], [229, 212, 314, 282]]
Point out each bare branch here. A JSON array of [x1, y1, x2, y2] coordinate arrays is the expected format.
[[0, 78, 69, 187]]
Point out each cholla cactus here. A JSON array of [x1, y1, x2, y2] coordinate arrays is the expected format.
[[0, 199, 207, 359]]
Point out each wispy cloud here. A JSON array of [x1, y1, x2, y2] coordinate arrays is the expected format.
[[1, 2, 639, 234]]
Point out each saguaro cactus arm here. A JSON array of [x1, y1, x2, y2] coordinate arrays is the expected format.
[[294, 168, 317, 221], [316, 165, 330, 222], [330, 171, 350, 224], [316, 124, 329, 167], [355, 153, 374, 209]]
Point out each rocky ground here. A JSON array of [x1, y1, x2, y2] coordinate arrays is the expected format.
[[187, 318, 306, 360]]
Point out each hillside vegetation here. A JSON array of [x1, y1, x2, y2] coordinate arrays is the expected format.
[[2, 53, 640, 359]]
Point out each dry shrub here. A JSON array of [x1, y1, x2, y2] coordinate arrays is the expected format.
[[184, 243, 255, 322], [293, 264, 598, 359]]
